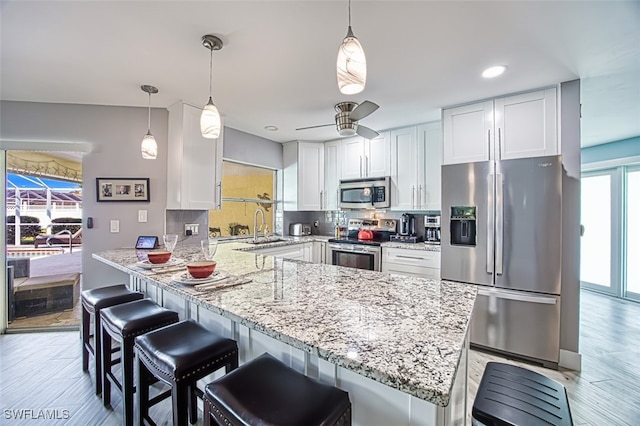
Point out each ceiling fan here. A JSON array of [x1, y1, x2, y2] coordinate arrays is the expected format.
[[296, 100, 380, 139]]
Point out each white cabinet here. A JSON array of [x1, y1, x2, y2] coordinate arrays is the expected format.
[[443, 87, 557, 165], [341, 132, 390, 179], [283, 142, 324, 211], [381, 247, 440, 279], [167, 102, 223, 209], [390, 127, 419, 210], [417, 122, 442, 211], [390, 123, 441, 211], [253, 243, 311, 261], [312, 241, 326, 264], [323, 140, 341, 211]]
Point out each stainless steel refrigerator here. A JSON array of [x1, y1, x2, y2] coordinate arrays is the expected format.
[[441, 155, 563, 367]]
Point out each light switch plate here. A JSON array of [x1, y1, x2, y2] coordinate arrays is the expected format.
[[110, 220, 119, 233], [138, 209, 148, 223]]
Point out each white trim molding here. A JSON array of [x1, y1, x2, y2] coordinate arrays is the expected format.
[[559, 349, 582, 371]]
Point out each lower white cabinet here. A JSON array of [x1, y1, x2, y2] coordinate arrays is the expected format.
[[381, 247, 441, 279], [252, 243, 312, 262], [312, 241, 326, 264]]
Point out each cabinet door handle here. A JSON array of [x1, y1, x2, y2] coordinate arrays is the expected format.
[[320, 190, 324, 210], [411, 185, 416, 209], [396, 255, 424, 260], [365, 155, 369, 177], [498, 128, 502, 160], [487, 129, 491, 161], [216, 181, 222, 209], [359, 156, 363, 177], [418, 184, 423, 209]]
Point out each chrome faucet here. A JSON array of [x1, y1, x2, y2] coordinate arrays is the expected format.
[[253, 208, 266, 243]]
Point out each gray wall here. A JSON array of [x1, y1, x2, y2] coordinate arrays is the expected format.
[[1, 100, 169, 289], [223, 127, 283, 169]]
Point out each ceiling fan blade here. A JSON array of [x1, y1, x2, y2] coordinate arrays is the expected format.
[[356, 125, 380, 139], [296, 124, 335, 131], [349, 100, 379, 121]]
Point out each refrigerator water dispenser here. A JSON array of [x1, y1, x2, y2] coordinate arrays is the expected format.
[[450, 206, 477, 246]]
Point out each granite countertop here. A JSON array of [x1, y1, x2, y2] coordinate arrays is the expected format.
[[93, 241, 474, 407]]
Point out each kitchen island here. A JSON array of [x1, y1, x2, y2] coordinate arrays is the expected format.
[[93, 240, 475, 426]]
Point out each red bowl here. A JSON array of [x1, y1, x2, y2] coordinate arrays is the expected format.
[[147, 251, 172, 264], [186, 261, 216, 279]]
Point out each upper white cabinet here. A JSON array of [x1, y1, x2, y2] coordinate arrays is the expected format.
[[390, 122, 442, 211], [324, 140, 341, 211], [443, 87, 557, 165], [167, 102, 223, 210], [390, 126, 419, 210], [283, 141, 324, 211], [418, 122, 442, 211], [341, 132, 390, 179]]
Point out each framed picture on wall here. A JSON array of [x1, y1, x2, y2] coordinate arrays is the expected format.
[[96, 177, 150, 202]]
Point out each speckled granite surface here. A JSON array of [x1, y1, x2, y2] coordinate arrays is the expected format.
[[93, 241, 475, 407]]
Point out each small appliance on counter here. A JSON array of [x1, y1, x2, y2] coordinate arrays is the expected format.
[[289, 223, 311, 236], [391, 213, 422, 243], [424, 215, 441, 244]]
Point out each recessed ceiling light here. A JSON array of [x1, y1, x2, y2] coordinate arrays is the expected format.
[[264, 125, 278, 131], [482, 65, 507, 78]]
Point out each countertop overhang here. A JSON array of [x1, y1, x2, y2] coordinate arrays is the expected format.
[[93, 239, 473, 407]]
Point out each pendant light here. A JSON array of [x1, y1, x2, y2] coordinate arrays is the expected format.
[[201, 34, 223, 139], [140, 85, 158, 160], [337, 0, 366, 95]]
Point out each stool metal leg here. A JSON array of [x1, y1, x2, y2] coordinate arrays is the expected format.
[[81, 304, 90, 372], [122, 338, 135, 426], [101, 324, 112, 407]]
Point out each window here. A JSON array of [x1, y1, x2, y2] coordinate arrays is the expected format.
[[208, 162, 276, 238]]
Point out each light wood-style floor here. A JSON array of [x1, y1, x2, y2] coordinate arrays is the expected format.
[[0, 290, 637, 425]]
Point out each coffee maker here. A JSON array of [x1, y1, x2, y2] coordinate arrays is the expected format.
[[400, 213, 416, 236], [425, 215, 441, 244]]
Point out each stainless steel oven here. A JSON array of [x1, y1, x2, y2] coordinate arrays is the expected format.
[[328, 242, 381, 271]]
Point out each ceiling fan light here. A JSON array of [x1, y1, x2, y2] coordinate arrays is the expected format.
[[337, 29, 366, 95], [201, 97, 221, 139], [339, 127, 357, 136], [141, 131, 157, 160]]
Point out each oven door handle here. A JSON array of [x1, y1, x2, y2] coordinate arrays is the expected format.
[[329, 244, 378, 255]]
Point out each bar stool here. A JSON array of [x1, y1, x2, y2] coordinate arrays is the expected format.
[[100, 299, 179, 426], [473, 362, 573, 425], [134, 319, 239, 425], [81, 284, 144, 395], [203, 352, 352, 426]]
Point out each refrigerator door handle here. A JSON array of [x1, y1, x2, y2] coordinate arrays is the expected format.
[[478, 288, 558, 305], [495, 172, 504, 275], [487, 173, 494, 274]]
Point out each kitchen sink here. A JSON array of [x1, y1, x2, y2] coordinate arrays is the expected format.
[[246, 237, 287, 245]]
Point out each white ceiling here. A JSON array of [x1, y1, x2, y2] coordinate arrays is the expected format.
[[1, 1, 639, 148]]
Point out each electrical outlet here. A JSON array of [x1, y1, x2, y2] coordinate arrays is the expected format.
[[184, 224, 199, 236]]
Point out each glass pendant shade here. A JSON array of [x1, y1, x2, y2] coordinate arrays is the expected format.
[[141, 131, 158, 159], [337, 27, 366, 95], [200, 97, 221, 139]]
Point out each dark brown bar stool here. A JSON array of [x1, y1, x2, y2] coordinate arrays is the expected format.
[[134, 319, 239, 425], [100, 299, 179, 426], [203, 352, 352, 426], [81, 284, 144, 395]]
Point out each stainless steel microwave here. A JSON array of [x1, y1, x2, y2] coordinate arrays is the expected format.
[[339, 176, 390, 209]]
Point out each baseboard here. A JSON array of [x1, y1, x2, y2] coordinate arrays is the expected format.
[[559, 349, 582, 371]]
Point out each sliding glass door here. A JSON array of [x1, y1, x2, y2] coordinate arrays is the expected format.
[[580, 170, 619, 295], [625, 167, 640, 301]]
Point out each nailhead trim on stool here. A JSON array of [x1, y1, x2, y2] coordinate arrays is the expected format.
[[203, 352, 352, 426], [134, 320, 238, 426], [100, 299, 179, 426], [81, 284, 144, 395]]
